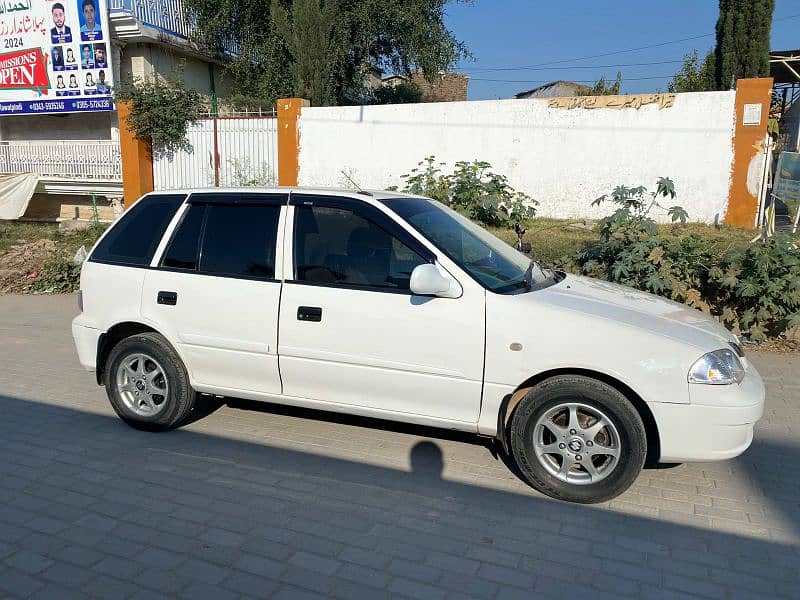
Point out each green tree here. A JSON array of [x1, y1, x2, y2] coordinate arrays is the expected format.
[[183, 0, 469, 106], [372, 81, 424, 104], [582, 72, 622, 96], [668, 50, 717, 93], [271, 0, 338, 107], [114, 72, 204, 154], [715, 0, 774, 89]]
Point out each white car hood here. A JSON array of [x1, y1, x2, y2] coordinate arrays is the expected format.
[[533, 275, 736, 350]]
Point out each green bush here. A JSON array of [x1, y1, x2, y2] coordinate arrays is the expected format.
[[578, 178, 710, 304], [114, 72, 204, 154], [711, 235, 800, 341], [394, 156, 538, 248], [28, 254, 82, 293], [577, 178, 800, 340]]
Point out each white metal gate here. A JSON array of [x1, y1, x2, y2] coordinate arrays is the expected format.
[[153, 116, 279, 190]]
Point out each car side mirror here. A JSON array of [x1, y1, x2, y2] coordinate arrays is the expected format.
[[410, 264, 461, 298]]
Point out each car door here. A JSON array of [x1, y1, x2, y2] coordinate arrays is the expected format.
[[278, 194, 485, 425], [142, 192, 286, 395]]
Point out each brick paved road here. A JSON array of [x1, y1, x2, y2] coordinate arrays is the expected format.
[[0, 294, 798, 599]]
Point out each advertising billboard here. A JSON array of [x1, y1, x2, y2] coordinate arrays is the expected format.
[[0, 0, 113, 115]]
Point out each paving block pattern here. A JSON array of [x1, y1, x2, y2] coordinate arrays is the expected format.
[[0, 294, 798, 598]]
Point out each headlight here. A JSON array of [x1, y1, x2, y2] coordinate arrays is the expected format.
[[688, 349, 745, 385]]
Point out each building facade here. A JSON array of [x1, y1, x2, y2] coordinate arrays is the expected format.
[[0, 0, 227, 223]]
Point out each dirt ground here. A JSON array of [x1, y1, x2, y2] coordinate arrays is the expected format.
[[0, 239, 55, 293]]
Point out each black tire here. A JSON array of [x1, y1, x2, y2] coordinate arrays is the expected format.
[[509, 375, 646, 504], [105, 332, 196, 431]]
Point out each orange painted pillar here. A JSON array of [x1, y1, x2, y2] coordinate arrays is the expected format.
[[117, 101, 154, 208], [277, 98, 309, 186], [724, 78, 773, 228]]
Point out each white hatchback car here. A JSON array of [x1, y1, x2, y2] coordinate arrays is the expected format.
[[73, 188, 765, 503]]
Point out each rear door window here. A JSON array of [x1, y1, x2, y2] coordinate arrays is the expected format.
[[199, 204, 281, 280], [158, 194, 285, 279], [90, 194, 186, 266]]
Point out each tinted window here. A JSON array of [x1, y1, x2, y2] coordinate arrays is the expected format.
[[199, 204, 280, 279], [294, 205, 426, 291], [162, 205, 205, 270], [91, 194, 185, 266], [383, 198, 542, 294]]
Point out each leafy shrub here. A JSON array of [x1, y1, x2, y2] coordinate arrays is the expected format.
[[114, 72, 204, 154], [28, 254, 82, 293], [577, 178, 710, 302], [578, 178, 800, 340], [395, 156, 538, 248], [395, 156, 451, 203], [711, 235, 800, 341]]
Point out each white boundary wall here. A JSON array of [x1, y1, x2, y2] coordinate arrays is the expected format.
[[297, 92, 737, 223]]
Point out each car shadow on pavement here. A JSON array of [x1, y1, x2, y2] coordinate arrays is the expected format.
[[229, 395, 800, 538], [224, 396, 488, 446], [1, 393, 798, 599]]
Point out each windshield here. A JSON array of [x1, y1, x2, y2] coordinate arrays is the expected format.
[[382, 198, 555, 294]]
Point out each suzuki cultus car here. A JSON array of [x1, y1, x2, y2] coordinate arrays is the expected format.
[[73, 189, 765, 503]]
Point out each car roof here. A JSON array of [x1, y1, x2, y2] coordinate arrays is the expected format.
[[151, 187, 427, 202]]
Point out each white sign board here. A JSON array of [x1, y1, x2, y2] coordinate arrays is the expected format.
[[743, 103, 762, 126]]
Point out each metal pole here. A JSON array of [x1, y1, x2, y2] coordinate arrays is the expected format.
[[213, 117, 220, 187], [90, 192, 99, 227]]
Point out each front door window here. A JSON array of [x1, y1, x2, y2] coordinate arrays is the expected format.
[[293, 204, 427, 292]]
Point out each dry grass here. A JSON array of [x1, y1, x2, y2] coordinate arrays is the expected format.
[[489, 218, 756, 266], [0, 221, 58, 255]]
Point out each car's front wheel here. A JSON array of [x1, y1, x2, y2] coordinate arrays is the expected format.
[[509, 375, 647, 503], [105, 332, 195, 431]]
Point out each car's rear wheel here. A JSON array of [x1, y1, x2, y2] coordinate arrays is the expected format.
[[509, 375, 647, 503], [105, 332, 195, 431]]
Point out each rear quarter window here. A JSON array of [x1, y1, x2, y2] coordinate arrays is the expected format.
[[90, 194, 186, 267]]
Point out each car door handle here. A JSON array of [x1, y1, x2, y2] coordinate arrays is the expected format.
[[157, 291, 178, 306], [297, 306, 322, 322]]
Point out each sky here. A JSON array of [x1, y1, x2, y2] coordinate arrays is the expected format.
[[445, 0, 800, 100]]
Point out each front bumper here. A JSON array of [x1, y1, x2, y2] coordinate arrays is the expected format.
[[72, 316, 102, 372], [650, 364, 765, 463]]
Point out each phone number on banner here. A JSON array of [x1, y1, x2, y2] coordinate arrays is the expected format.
[[0, 99, 114, 114]]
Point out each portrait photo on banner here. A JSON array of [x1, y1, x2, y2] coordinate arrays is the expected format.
[[50, 2, 74, 44], [78, 0, 103, 41]]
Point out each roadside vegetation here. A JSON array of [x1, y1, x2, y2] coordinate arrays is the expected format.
[[393, 156, 800, 345], [0, 223, 105, 294], [2, 153, 798, 348]]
